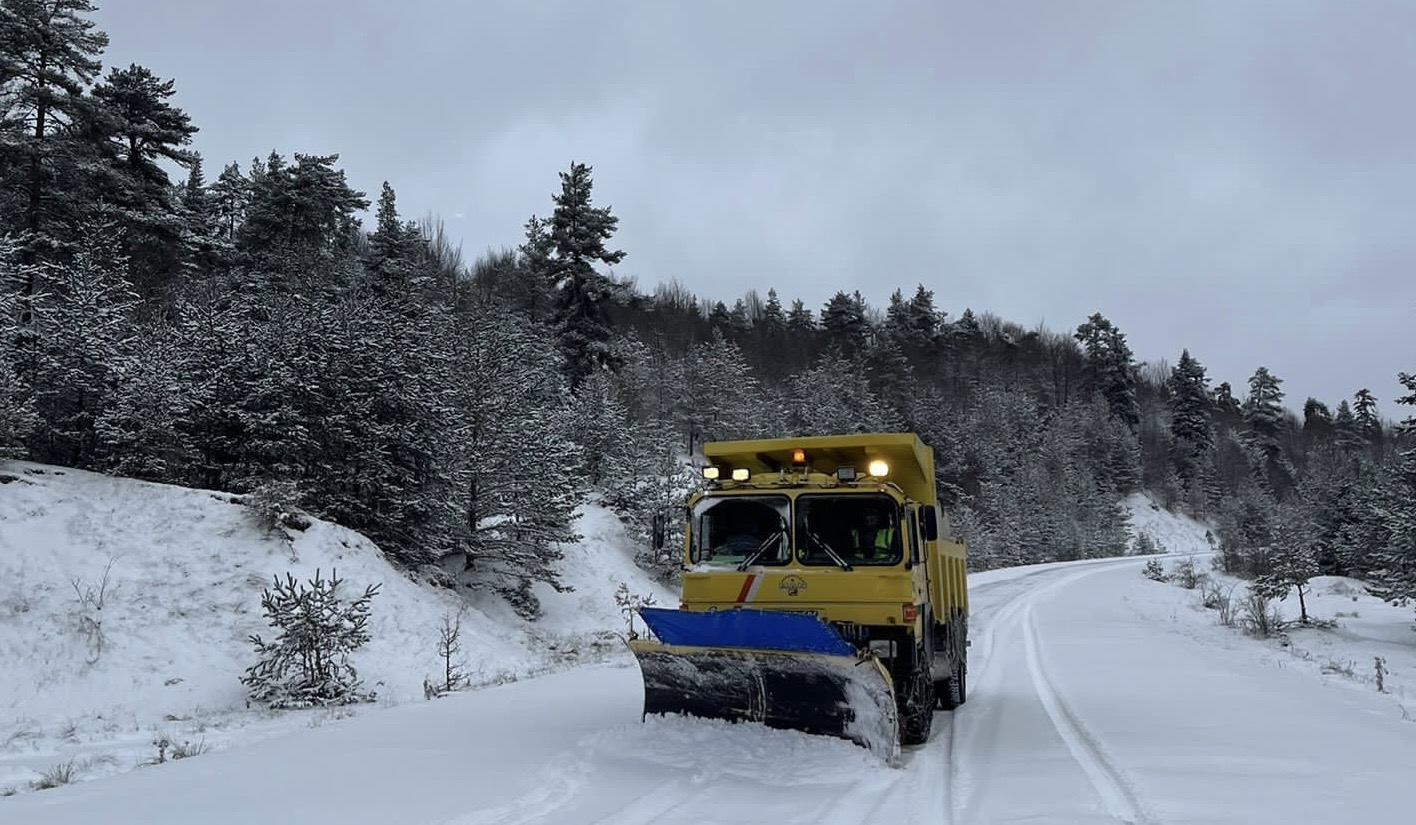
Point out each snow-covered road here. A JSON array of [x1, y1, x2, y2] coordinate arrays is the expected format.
[[8, 556, 1416, 824]]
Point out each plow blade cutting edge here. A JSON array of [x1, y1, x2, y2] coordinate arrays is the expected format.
[[628, 607, 901, 761]]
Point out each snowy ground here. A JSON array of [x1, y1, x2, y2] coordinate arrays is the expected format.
[[6, 464, 1416, 823], [8, 555, 1416, 824], [0, 460, 673, 796], [1139, 554, 1416, 715]]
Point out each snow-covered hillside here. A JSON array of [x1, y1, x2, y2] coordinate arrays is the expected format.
[[1121, 491, 1216, 555], [0, 460, 674, 795]]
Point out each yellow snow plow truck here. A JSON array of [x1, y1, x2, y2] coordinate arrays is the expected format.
[[628, 432, 969, 760]]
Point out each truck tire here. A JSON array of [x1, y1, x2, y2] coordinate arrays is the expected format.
[[901, 648, 935, 745], [938, 659, 966, 710]]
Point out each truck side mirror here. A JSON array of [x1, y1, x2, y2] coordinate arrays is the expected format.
[[920, 506, 939, 542]]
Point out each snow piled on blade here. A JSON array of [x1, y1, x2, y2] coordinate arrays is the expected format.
[[630, 641, 901, 762]]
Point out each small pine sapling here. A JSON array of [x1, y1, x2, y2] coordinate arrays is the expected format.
[[614, 581, 657, 640], [435, 610, 466, 695], [241, 568, 381, 709], [1142, 558, 1167, 582]]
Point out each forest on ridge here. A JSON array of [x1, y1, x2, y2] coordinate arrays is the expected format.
[[2, 0, 1413, 619]]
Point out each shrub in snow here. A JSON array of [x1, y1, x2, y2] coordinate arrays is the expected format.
[[241, 569, 381, 709], [614, 581, 657, 640], [1142, 558, 1167, 582], [1172, 556, 1204, 590], [1240, 586, 1284, 639], [242, 479, 312, 534]]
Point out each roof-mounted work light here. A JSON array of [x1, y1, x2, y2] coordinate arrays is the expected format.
[[867, 460, 890, 478]]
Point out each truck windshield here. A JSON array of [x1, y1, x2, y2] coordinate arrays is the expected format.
[[691, 495, 791, 568], [796, 494, 902, 567]]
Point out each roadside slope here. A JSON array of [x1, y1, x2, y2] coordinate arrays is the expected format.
[[0, 460, 673, 794]]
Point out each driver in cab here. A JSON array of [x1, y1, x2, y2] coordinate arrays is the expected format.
[[850, 510, 896, 562]]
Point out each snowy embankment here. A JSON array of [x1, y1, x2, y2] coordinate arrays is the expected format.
[[1139, 556, 1416, 712], [0, 460, 673, 795], [1120, 490, 1216, 555]]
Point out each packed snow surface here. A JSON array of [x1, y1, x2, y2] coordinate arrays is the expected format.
[[5, 462, 1416, 823]]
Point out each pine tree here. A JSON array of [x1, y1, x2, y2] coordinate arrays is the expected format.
[[447, 306, 584, 612], [676, 329, 764, 443], [1333, 399, 1365, 455], [0, 0, 109, 308], [241, 569, 380, 709], [1074, 312, 1139, 429], [786, 298, 814, 332], [1167, 348, 1213, 489], [1369, 372, 1416, 608], [820, 290, 869, 349], [1253, 502, 1320, 623], [506, 214, 556, 321], [784, 352, 891, 436], [1302, 398, 1333, 450], [94, 319, 191, 480], [1352, 388, 1385, 461], [208, 161, 249, 241], [28, 221, 137, 466], [87, 63, 199, 300], [1241, 366, 1293, 496], [546, 161, 625, 389], [365, 181, 429, 297], [178, 154, 229, 275], [759, 288, 785, 336], [0, 237, 38, 454], [236, 152, 369, 278]]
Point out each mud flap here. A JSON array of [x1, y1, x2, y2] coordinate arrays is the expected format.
[[628, 608, 901, 761]]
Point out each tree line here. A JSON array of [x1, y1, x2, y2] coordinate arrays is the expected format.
[[2, 0, 1412, 618]]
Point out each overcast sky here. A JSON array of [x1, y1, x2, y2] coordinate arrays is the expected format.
[[92, 0, 1414, 417]]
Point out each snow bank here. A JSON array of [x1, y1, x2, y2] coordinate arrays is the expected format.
[[0, 460, 673, 794], [1138, 557, 1416, 710]]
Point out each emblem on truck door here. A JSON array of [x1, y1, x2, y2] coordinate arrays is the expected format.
[[779, 575, 808, 596]]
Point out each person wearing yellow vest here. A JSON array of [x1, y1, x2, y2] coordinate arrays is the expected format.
[[850, 510, 896, 560]]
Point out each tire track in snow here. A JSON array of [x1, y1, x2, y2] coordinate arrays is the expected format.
[[952, 559, 1144, 822], [1023, 602, 1157, 825], [584, 779, 697, 825]]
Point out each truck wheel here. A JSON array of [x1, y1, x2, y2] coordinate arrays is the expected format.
[[938, 660, 966, 710], [901, 650, 935, 745]]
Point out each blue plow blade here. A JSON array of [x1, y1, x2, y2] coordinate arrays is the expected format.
[[638, 606, 856, 655], [628, 607, 904, 761]]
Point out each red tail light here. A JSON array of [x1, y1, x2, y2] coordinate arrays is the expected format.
[[902, 603, 918, 623]]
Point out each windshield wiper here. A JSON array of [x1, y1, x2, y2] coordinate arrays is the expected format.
[[807, 528, 853, 571], [737, 529, 784, 571]]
